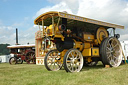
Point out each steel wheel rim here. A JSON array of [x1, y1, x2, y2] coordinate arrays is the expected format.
[[26, 52, 35, 63], [10, 58, 16, 64], [106, 38, 122, 67], [66, 50, 83, 72], [46, 51, 62, 71]]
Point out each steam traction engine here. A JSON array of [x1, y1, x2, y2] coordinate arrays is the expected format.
[[34, 11, 124, 72], [7, 44, 35, 64]]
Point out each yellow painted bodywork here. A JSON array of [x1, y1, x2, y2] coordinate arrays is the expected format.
[[46, 24, 65, 41], [83, 43, 91, 48], [59, 50, 67, 63], [84, 34, 94, 41], [96, 27, 109, 44], [73, 40, 83, 51], [92, 48, 99, 56], [82, 47, 99, 57], [61, 50, 67, 57], [46, 25, 53, 36], [82, 48, 91, 56]]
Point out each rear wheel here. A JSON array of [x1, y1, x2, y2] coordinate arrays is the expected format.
[[25, 51, 36, 64], [9, 57, 17, 65], [100, 37, 122, 67], [44, 50, 63, 71], [63, 48, 83, 72]]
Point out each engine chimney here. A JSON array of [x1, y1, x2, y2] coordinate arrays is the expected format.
[[16, 28, 18, 45]]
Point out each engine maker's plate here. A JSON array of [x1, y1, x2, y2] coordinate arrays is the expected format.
[[96, 27, 108, 44]]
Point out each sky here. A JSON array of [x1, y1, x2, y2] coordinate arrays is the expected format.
[[0, 0, 128, 45]]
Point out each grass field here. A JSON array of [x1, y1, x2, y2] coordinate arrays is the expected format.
[[0, 62, 128, 85]]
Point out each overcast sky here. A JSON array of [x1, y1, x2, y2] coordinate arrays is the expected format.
[[0, 0, 128, 45]]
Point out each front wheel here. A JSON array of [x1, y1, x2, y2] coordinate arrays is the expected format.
[[44, 50, 63, 71], [63, 48, 84, 72], [9, 57, 17, 65]]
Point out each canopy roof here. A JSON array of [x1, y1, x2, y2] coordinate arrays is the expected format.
[[7, 44, 35, 49], [34, 11, 124, 29]]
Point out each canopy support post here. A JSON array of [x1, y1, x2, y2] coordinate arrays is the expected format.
[[52, 15, 55, 35], [42, 19, 44, 37]]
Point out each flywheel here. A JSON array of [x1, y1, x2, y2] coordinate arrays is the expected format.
[[96, 27, 108, 44]]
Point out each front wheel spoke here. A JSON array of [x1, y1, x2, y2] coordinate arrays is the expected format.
[[47, 60, 52, 64], [67, 59, 72, 63], [76, 52, 79, 57], [53, 63, 57, 70], [69, 62, 74, 71], [71, 64, 74, 71], [74, 63, 77, 71], [68, 57, 72, 60], [75, 62, 80, 71], [67, 63, 71, 68], [56, 62, 61, 68], [49, 63, 52, 68], [67, 63, 72, 70], [51, 62, 55, 69], [48, 57, 52, 60], [75, 62, 80, 70], [71, 52, 74, 59], [53, 62, 56, 66], [76, 54, 80, 60], [51, 65, 54, 70], [55, 56, 59, 60]]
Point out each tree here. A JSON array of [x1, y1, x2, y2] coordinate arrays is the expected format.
[[0, 44, 10, 55]]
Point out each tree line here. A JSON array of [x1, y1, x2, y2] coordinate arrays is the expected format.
[[0, 44, 10, 55]]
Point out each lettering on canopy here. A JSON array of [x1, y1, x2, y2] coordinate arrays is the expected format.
[[59, 12, 124, 29]]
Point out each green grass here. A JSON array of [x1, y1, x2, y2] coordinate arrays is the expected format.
[[0, 62, 128, 85]]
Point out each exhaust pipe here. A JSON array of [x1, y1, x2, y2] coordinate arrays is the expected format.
[[16, 28, 18, 45]]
